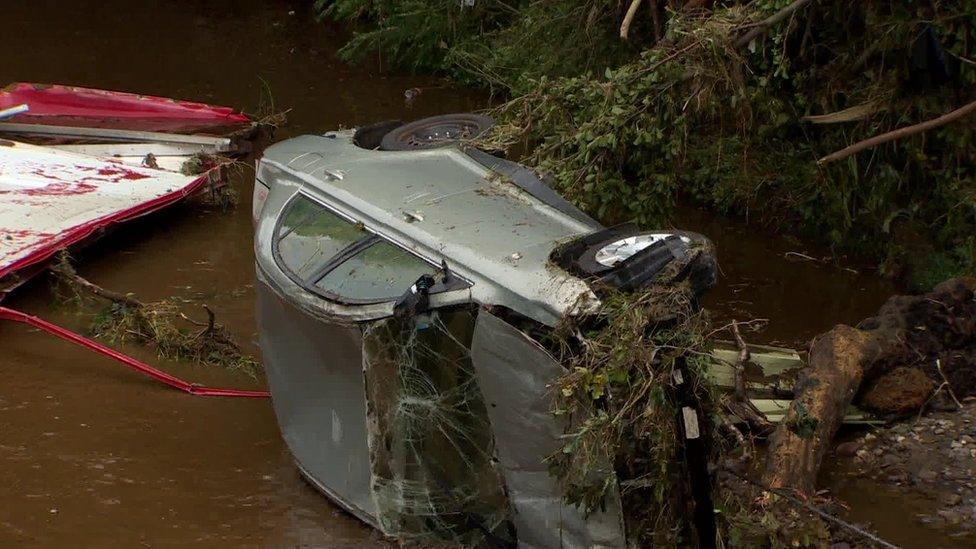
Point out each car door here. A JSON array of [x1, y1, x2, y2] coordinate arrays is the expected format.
[[255, 191, 449, 527], [255, 192, 380, 524]]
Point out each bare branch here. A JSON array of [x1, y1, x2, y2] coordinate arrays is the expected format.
[[51, 261, 144, 309], [819, 98, 976, 164], [734, 0, 815, 49], [620, 0, 643, 40], [730, 320, 750, 401]]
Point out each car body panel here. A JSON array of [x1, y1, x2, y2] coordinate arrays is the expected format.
[[256, 132, 599, 327], [256, 279, 378, 525], [471, 310, 627, 549], [252, 125, 861, 547]]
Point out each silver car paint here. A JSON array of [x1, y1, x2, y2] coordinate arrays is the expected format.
[[471, 310, 626, 549], [255, 132, 600, 327]]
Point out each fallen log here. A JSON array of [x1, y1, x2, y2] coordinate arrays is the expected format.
[[762, 277, 976, 494], [761, 325, 877, 494]]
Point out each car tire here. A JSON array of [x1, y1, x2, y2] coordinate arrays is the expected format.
[[577, 231, 717, 296], [379, 113, 494, 151]]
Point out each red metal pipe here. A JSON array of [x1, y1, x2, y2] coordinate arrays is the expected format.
[[0, 306, 269, 398]]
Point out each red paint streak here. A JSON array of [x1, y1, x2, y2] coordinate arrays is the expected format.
[[2, 228, 56, 239], [73, 164, 153, 181], [1, 228, 59, 257], [0, 178, 99, 196], [26, 169, 63, 180], [0, 164, 154, 197], [1, 229, 60, 257], [97, 166, 150, 180]]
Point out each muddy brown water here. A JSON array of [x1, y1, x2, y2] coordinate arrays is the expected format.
[[0, 1, 945, 547]]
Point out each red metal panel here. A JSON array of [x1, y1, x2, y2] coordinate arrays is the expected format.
[[0, 82, 250, 130]]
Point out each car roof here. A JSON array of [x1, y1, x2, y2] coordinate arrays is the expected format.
[[257, 131, 601, 325]]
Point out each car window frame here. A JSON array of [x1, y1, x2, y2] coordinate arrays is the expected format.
[[272, 192, 470, 306]]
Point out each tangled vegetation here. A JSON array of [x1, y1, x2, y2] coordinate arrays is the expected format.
[[548, 285, 715, 545], [53, 255, 260, 377], [320, 0, 976, 288]]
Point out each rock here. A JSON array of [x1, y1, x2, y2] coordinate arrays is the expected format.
[[880, 454, 901, 469], [949, 447, 970, 459], [859, 367, 935, 415], [835, 440, 862, 457], [943, 493, 963, 506], [888, 472, 908, 484], [937, 508, 963, 525], [917, 469, 938, 482]]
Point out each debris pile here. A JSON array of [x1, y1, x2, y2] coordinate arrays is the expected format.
[[549, 286, 713, 546], [545, 275, 976, 545], [53, 255, 259, 376], [857, 277, 976, 415]]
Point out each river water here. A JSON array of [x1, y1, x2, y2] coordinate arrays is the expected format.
[[0, 1, 943, 547]]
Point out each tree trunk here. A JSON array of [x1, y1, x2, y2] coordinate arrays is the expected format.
[[761, 325, 878, 494]]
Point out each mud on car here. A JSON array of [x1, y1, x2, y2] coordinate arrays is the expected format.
[[252, 114, 717, 547]]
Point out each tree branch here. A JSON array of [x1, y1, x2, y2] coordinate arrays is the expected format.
[[734, 0, 815, 49], [51, 262, 145, 309], [620, 0, 643, 40], [818, 98, 976, 164]]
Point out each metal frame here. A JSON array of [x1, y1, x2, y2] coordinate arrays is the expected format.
[[0, 122, 235, 152]]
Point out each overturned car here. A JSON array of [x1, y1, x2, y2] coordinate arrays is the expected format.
[[252, 115, 731, 547]]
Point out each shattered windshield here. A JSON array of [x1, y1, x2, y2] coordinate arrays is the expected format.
[[363, 309, 514, 546]]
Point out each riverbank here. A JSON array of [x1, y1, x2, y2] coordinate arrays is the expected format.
[[827, 401, 976, 546]]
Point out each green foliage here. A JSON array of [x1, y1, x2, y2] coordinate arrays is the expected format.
[[483, 0, 976, 274], [316, 0, 642, 92], [315, 0, 515, 75], [902, 239, 976, 291], [320, 1, 976, 276]]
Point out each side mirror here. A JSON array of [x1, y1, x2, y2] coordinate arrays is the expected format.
[[393, 274, 436, 319]]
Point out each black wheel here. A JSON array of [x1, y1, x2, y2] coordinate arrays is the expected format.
[[577, 230, 717, 296], [379, 113, 494, 151], [574, 231, 700, 273]]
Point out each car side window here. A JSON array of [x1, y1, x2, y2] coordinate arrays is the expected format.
[[315, 240, 434, 303], [275, 195, 365, 280]]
